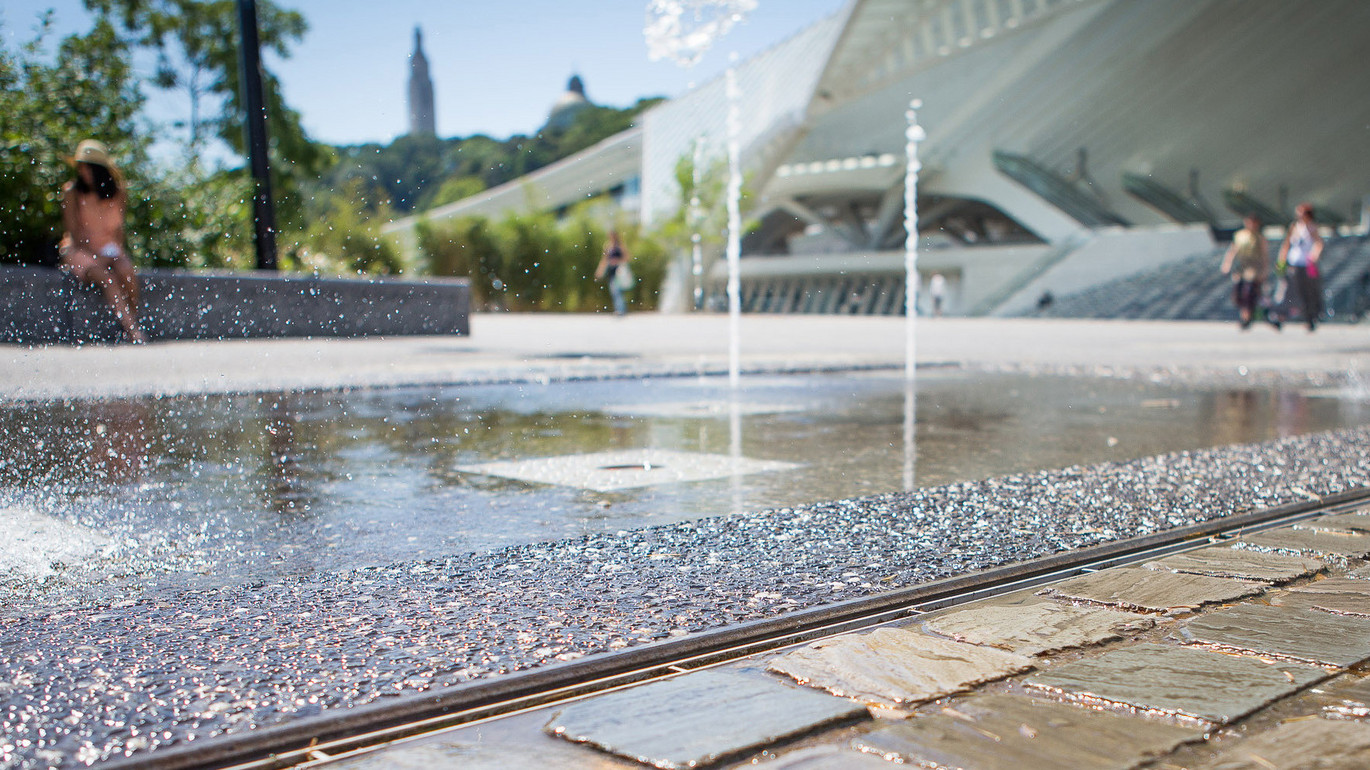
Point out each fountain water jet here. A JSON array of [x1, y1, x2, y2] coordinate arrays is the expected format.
[[904, 99, 926, 490]]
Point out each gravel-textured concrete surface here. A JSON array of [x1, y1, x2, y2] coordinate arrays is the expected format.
[[2, 426, 1368, 768]]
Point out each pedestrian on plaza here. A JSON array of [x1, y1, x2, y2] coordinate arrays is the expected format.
[[929, 272, 947, 317], [595, 229, 633, 316], [60, 139, 145, 343], [1219, 214, 1271, 330], [1276, 203, 1324, 331]]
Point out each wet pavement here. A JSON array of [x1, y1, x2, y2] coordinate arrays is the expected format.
[[2, 426, 1370, 767], [3, 316, 1370, 768], [6, 369, 1366, 614]]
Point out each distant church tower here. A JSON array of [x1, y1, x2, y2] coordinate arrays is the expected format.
[[408, 27, 436, 136]]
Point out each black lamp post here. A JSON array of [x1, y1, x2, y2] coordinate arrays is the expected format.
[[236, 0, 277, 270]]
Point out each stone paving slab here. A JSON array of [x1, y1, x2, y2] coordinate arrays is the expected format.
[[544, 668, 866, 769], [319, 739, 634, 769], [1038, 567, 1265, 612], [1195, 719, 1370, 770], [1179, 604, 1370, 666], [766, 628, 1034, 708], [1025, 643, 1327, 724], [1320, 671, 1370, 717], [1350, 564, 1370, 579], [921, 598, 1154, 656], [851, 693, 1202, 770], [1269, 577, 1370, 617], [1236, 528, 1370, 559], [752, 746, 895, 768], [1296, 512, 1370, 534], [1143, 545, 1324, 583]]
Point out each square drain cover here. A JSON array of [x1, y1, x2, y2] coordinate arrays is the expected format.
[[602, 401, 803, 418], [457, 448, 799, 492]]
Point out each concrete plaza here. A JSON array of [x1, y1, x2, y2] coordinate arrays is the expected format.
[[3, 314, 1367, 401]]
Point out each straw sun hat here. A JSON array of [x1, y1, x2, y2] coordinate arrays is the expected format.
[[68, 139, 123, 182]]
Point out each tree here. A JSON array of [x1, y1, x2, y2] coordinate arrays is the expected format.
[[83, 0, 328, 231], [0, 16, 145, 264]]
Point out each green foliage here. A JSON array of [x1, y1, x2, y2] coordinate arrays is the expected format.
[[281, 179, 404, 275], [0, 17, 146, 264], [417, 209, 668, 313], [86, 0, 328, 237], [416, 216, 500, 304], [425, 176, 486, 210]]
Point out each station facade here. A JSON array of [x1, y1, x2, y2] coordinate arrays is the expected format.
[[385, 0, 1370, 315]]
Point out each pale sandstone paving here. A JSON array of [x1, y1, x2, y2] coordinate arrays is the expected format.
[[767, 628, 1034, 708]]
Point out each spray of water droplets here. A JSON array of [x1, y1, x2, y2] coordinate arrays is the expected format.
[[644, 0, 758, 67]]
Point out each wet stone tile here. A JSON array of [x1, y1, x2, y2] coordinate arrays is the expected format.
[[544, 669, 865, 769], [752, 745, 896, 768], [1196, 718, 1370, 770], [1025, 643, 1326, 724], [1236, 528, 1370, 560], [318, 739, 633, 769], [1038, 567, 1264, 613], [1316, 673, 1370, 719], [1180, 604, 1370, 666], [852, 693, 1202, 770], [1295, 512, 1370, 535], [1144, 546, 1324, 583], [922, 599, 1154, 656], [1350, 564, 1370, 580], [1271, 577, 1370, 617], [766, 627, 1034, 708], [456, 448, 800, 492]]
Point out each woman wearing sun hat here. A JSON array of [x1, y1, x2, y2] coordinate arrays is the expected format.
[[60, 139, 144, 343]]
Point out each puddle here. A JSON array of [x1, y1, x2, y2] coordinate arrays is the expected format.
[[0, 371, 1365, 603]]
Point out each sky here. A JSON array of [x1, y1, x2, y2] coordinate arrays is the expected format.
[[2, 0, 848, 148]]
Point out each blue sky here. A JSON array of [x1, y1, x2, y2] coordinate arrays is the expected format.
[[3, 0, 847, 148]]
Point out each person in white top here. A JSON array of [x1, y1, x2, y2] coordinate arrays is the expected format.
[[929, 273, 947, 317], [1276, 203, 1324, 331]]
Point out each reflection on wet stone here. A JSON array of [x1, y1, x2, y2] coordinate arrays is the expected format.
[[1143, 546, 1323, 583], [1295, 513, 1370, 535], [1026, 643, 1326, 723], [320, 739, 635, 769], [1317, 673, 1370, 719], [1236, 528, 1370, 560], [752, 745, 896, 769], [1272, 577, 1370, 616], [1039, 567, 1265, 612], [544, 669, 865, 769], [1181, 604, 1370, 666], [852, 693, 1202, 770], [766, 628, 1034, 708], [1197, 719, 1370, 770], [922, 599, 1153, 656]]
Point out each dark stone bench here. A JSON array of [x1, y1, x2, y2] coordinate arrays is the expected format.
[[0, 266, 470, 345]]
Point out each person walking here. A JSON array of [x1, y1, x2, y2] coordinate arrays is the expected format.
[[1219, 214, 1270, 330], [929, 272, 947, 317], [1276, 203, 1324, 331], [60, 139, 145, 343], [595, 230, 632, 316]]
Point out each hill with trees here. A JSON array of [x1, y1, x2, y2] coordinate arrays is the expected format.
[[315, 97, 664, 215]]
